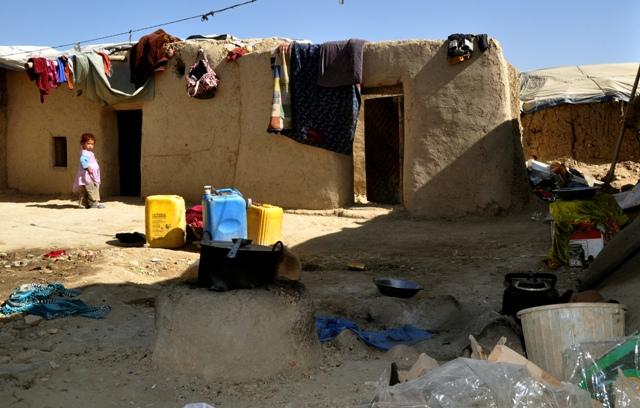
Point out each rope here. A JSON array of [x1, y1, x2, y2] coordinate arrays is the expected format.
[[0, 0, 257, 58]]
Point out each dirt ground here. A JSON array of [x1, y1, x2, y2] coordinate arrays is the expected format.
[[0, 189, 598, 407]]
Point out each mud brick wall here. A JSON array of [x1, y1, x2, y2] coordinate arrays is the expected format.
[[522, 101, 640, 163]]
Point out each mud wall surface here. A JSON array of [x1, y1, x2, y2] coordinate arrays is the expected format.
[[153, 284, 320, 383], [352, 108, 366, 200], [366, 40, 526, 217], [0, 70, 7, 189], [522, 101, 639, 163], [4, 38, 525, 216], [5, 71, 119, 196], [142, 40, 353, 208], [136, 40, 524, 216]]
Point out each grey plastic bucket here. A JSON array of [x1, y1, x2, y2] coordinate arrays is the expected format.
[[517, 302, 626, 379]]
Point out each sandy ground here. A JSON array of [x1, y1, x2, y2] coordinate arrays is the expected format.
[[0, 190, 578, 407]]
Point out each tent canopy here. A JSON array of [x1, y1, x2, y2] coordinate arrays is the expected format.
[[520, 63, 640, 113]]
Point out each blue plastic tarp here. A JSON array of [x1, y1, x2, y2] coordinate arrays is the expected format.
[[315, 315, 432, 351]]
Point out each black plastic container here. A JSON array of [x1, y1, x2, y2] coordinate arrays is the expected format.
[[501, 273, 559, 316], [198, 239, 283, 291], [552, 187, 598, 200]]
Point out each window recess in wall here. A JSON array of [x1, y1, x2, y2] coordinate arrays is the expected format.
[[53, 136, 67, 167]]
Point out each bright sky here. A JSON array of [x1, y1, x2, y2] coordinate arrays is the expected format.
[[0, 0, 638, 72]]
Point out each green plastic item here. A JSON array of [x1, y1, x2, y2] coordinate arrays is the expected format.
[[575, 333, 640, 405]]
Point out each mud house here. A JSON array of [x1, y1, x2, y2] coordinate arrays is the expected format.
[[519, 63, 640, 164], [0, 36, 527, 217]]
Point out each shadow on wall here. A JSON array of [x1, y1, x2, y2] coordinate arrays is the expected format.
[[412, 120, 531, 218], [399, 39, 529, 217]]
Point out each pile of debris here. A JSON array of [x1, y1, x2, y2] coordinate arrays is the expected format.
[[371, 335, 640, 407]]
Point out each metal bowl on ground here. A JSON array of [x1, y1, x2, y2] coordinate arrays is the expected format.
[[374, 278, 423, 298]]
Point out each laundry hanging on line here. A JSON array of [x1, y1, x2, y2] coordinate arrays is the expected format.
[[267, 43, 293, 134], [24, 50, 116, 103], [25, 57, 58, 103], [267, 40, 362, 155], [129, 29, 181, 89], [73, 52, 154, 106], [317, 38, 365, 87]]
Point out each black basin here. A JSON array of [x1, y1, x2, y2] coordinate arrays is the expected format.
[[374, 278, 423, 298], [552, 186, 598, 200]]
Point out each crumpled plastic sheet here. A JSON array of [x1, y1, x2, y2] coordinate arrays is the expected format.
[[566, 334, 640, 408], [614, 368, 640, 408], [368, 358, 592, 408]]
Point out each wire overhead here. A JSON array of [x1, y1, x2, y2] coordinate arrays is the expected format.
[[0, 0, 257, 58]]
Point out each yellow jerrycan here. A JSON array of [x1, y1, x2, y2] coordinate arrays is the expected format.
[[145, 195, 186, 248], [247, 202, 283, 246]]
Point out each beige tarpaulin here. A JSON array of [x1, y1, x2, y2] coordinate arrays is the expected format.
[[520, 63, 640, 113], [73, 52, 153, 106]]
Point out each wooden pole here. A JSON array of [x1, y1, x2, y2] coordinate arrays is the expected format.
[[602, 63, 640, 184]]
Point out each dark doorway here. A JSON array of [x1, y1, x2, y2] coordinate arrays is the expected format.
[[364, 96, 404, 204], [117, 110, 142, 196]]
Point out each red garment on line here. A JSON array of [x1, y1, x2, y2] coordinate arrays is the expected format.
[[95, 51, 112, 77], [226, 47, 248, 62], [26, 57, 57, 103]]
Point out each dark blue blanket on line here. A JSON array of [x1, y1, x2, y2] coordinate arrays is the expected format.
[[288, 42, 361, 155], [315, 316, 432, 351]]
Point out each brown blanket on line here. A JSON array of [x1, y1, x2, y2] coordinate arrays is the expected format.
[[129, 29, 181, 88]]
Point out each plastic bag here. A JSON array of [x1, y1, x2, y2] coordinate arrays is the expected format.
[[614, 368, 640, 407], [186, 53, 219, 99], [368, 358, 592, 407], [566, 333, 640, 408]]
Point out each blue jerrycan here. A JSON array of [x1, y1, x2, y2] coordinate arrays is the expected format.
[[202, 186, 248, 242]]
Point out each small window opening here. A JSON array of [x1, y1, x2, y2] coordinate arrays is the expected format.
[[53, 136, 67, 167]]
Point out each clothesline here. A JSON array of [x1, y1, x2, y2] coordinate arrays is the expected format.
[[25, 54, 125, 69], [0, 0, 258, 59]]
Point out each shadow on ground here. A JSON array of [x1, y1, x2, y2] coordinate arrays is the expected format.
[[26, 204, 80, 209]]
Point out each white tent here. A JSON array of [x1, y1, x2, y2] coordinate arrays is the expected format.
[[520, 63, 639, 113]]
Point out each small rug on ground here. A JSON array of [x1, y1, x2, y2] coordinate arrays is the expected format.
[[1, 283, 111, 319], [315, 315, 432, 351]]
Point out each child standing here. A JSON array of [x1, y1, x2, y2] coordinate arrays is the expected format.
[[72, 133, 105, 209]]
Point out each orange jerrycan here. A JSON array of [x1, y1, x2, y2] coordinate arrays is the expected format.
[[145, 195, 186, 248], [247, 203, 283, 246]]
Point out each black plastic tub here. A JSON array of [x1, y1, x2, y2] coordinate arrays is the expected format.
[[552, 187, 598, 201], [374, 278, 423, 298], [198, 239, 283, 291]]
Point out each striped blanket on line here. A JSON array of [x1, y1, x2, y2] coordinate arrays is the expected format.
[[267, 43, 292, 134]]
